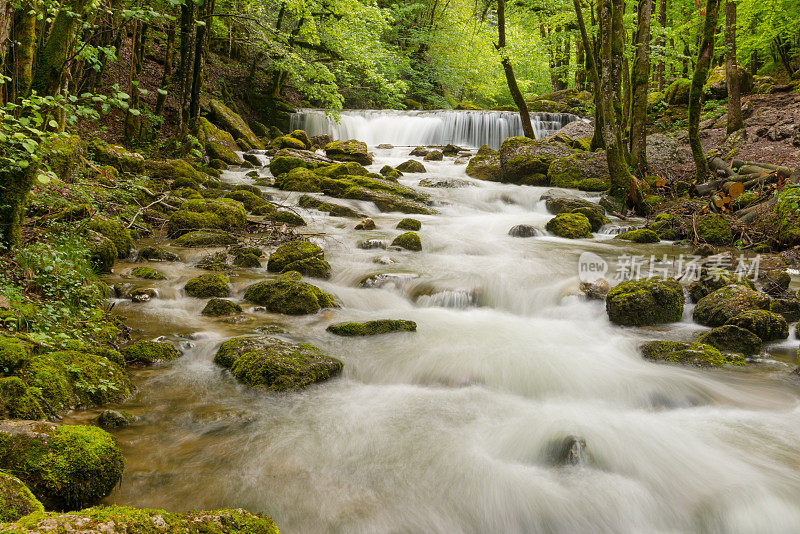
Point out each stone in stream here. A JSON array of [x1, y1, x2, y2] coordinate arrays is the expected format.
[[202, 298, 243, 317], [184, 273, 231, 298], [498, 136, 574, 184], [197, 251, 230, 271], [359, 239, 387, 250], [580, 279, 610, 300], [324, 139, 374, 165], [696, 325, 762, 356], [326, 319, 417, 336], [640, 340, 745, 367], [298, 194, 364, 218], [232, 252, 261, 267], [214, 335, 343, 391], [423, 150, 443, 161], [137, 246, 179, 263], [396, 159, 426, 173], [267, 241, 331, 279], [466, 145, 501, 182], [397, 218, 421, 231], [614, 228, 660, 243], [419, 177, 472, 188], [771, 298, 800, 322], [545, 213, 593, 239], [693, 285, 771, 327], [547, 152, 610, 191], [129, 287, 158, 302], [409, 146, 429, 156], [167, 199, 247, 237], [725, 310, 789, 342], [0, 470, 43, 522], [686, 268, 755, 303], [442, 144, 462, 156], [391, 232, 422, 251], [174, 230, 239, 247], [544, 435, 587, 467], [130, 266, 166, 280], [0, 420, 124, 510], [272, 210, 306, 227], [508, 224, 541, 238], [377, 143, 394, 149], [121, 340, 182, 365], [97, 409, 137, 430], [243, 277, 338, 315], [605, 278, 684, 326], [355, 218, 376, 230], [380, 165, 403, 180]]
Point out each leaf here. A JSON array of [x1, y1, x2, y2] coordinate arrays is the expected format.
[[48, 120, 59, 128], [35, 173, 51, 185]]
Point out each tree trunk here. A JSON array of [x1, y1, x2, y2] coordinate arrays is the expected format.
[[0, 0, 12, 104], [13, 2, 36, 98], [31, 0, 90, 96], [655, 0, 667, 90], [0, 164, 37, 248], [178, 2, 197, 132], [725, 0, 744, 135], [497, 0, 534, 139], [572, 0, 605, 150], [600, 0, 641, 208], [629, 0, 653, 172], [688, 0, 722, 179], [124, 17, 145, 141], [190, 0, 215, 122], [154, 17, 176, 118]]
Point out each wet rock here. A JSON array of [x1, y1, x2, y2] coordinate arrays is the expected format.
[[97, 409, 137, 430], [397, 218, 422, 231], [414, 287, 481, 308], [174, 230, 238, 247], [202, 298, 243, 317], [209, 99, 265, 149], [545, 213, 593, 239], [324, 139, 373, 165], [770, 298, 800, 322], [167, 199, 247, 237], [184, 273, 230, 298], [316, 161, 370, 178], [614, 228, 660, 243], [326, 319, 417, 336], [498, 136, 574, 184], [232, 252, 261, 268], [224, 189, 270, 212], [686, 268, 755, 303], [129, 287, 157, 303], [761, 269, 791, 298], [121, 340, 182, 365], [418, 177, 472, 188], [410, 146, 429, 156], [0, 421, 124, 509], [580, 279, 610, 300], [696, 214, 733, 246], [380, 165, 403, 180], [442, 144, 462, 156], [272, 210, 306, 227], [377, 143, 394, 149], [544, 435, 587, 467], [267, 241, 331, 279], [374, 256, 396, 265], [355, 218, 376, 230], [640, 340, 744, 367], [396, 160, 427, 173], [508, 224, 541, 238], [197, 118, 243, 165], [268, 148, 331, 176], [606, 278, 684, 326], [423, 150, 443, 161], [0, 470, 43, 522], [87, 217, 134, 259], [547, 152, 610, 191], [465, 146, 502, 182], [197, 251, 231, 271], [726, 309, 789, 342], [298, 195, 364, 218], [693, 285, 771, 327], [697, 324, 762, 356], [138, 247, 180, 262], [359, 239, 387, 250], [319, 175, 432, 214], [391, 232, 422, 251], [243, 277, 338, 315], [310, 134, 334, 148]]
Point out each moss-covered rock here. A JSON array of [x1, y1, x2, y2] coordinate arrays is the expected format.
[[1, 505, 279, 533], [771, 298, 800, 322], [693, 285, 771, 327], [645, 212, 683, 240], [85, 230, 117, 273], [174, 230, 238, 247], [396, 160, 426, 173], [298, 195, 363, 218], [48, 135, 82, 181], [466, 147, 502, 182], [44, 350, 132, 407], [243, 278, 337, 315], [686, 268, 756, 303], [545, 213, 593, 238], [774, 188, 800, 248], [547, 152, 610, 190], [96, 410, 136, 430], [271, 135, 307, 150], [423, 150, 443, 161], [326, 319, 417, 336], [232, 252, 261, 268], [223, 189, 269, 212], [0, 421, 124, 509], [167, 198, 247, 237], [640, 340, 744, 367], [268, 148, 332, 176], [725, 309, 789, 342], [324, 140, 373, 165], [391, 232, 422, 251], [87, 139, 145, 173], [396, 218, 422, 231], [319, 175, 433, 214], [614, 229, 660, 243], [138, 247, 180, 262], [272, 210, 306, 227], [317, 161, 369, 178], [696, 214, 734, 246], [214, 335, 342, 391], [145, 159, 207, 188], [697, 324, 762, 356], [0, 336, 34, 375], [664, 78, 692, 105], [380, 165, 403, 180], [202, 298, 243, 317], [197, 117, 243, 165], [184, 273, 230, 298], [267, 241, 330, 279], [0, 470, 44, 522], [274, 167, 323, 192], [704, 65, 753, 99], [498, 137, 574, 184], [86, 217, 133, 258], [209, 99, 265, 149], [354, 218, 376, 230], [0, 378, 46, 421], [121, 340, 182, 365], [606, 278, 684, 326], [130, 266, 166, 280]]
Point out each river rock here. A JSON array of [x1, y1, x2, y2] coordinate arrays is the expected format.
[[508, 224, 541, 237], [410, 146, 429, 156], [498, 137, 574, 184], [267, 241, 331, 279], [640, 340, 744, 367], [693, 285, 771, 327], [465, 146, 501, 181], [214, 335, 343, 391], [184, 273, 230, 298], [359, 239, 387, 250], [324, 139, 373, 165], [355, 218, 376, 230], [129, 287, 157, 302], [397, 218, 421, 231], [298, 194, 364, 218], [202, 298, 243, 317], [0, 470, 43, 522], [696, 325, 762, 356], [725, 310, 789, 342], [770, 298, 800, 322], [121, 340, 182, 365], [547, 152, 610, 191], [423, 150, 443, 161], [326, 319, 417, 336], [391, 232, 422, 251], [614, 229, 659, 243], [606, 278, 684, 326], [580, 278, 610, 300], [167, 198, 247, 237], [269, 148, 332, 176], [396, 160, 427, 173], [545, 213, 592, 238], [243, 277, 338, 315], [209, 99, 265, 149], [544, 435, 587, 466]]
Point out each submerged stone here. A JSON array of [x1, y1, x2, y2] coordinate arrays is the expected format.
[[640, 340, 745, 367], [326, 319, 417, 336], [121, 340, 182, 365]]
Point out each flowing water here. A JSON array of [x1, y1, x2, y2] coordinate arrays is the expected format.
[[68, 129, 800, 533]]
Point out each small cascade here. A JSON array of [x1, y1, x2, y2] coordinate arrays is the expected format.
[[290, 109, 581, 149]]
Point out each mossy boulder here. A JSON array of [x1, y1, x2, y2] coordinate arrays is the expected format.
[[0, 470, 44, 522], [646, 212, 684, 240], [396, 160, 426, 173], [41, 351, 132, 407], [686, 269, 756, 303], [614, 229, 660, 243], [96, 410, 136, 430], [396, 218, 421, 231], [202, 298, 243, 317], [693, 285, 771, 327], [391, 232, 422, 251], [424, 150, 443, 161], [326, 319, 417, 336], [773, 188, 800, 248], [771, 298, 800, 322], [696, 214, 733, 246], [223, 189, 269, 212], [167, 198, 247, 237], [87, 139, 145, 173], [704, 65, 753, 99], [269, 148, 331, 176], [317, 161, 369, 178], [466, 146, 502, 181], [664, 78, 692, 105], [298, 195, 363, 218], [243, 278, 337, 315], [197, 117, 242, 165], [547, 152, 610, 191], [85, 230, 117, 273], [138, 247, 180, 262], [232, 252, 261, 268], [606, 278, 684, 326], [725, 309, 789, 342], [324, 140, 373, 165], [121, 340, 182, 365], [380, 165, 403, 180], [86, 217, 133, 258], [271, 134, 307, 150], [640, 340, 744, 367], [174, 230, 238, 247], [0, 421, 124, 509], [48, 135, 82, 181], [545, 213, 592, 238], [0, 378, 46, 421], [0, 336, 34, 375], [209, 99, 265, 149], [145, 159, 206, 187], [498, 137, 574, 184], [130, 266, 166, 280], [543, 194, 609, 232], [184, 273, 230, 298], [354, 218, 376, 230], [274, 167, 323, 192], [697, 324, 762, 356], [272, 210, 306, 226], [214, 335, 342, 391], [267, 241, 331, 279], [319, 175, 432, 214]]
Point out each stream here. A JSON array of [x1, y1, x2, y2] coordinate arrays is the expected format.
[[67, 133, 800, 533]]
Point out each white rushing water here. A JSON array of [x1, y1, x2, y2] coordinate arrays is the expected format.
[[290, 109, 579, 149], [93, 144, 800, 534]]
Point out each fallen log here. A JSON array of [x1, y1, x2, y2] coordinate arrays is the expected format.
[[709, 157, 735, 177]]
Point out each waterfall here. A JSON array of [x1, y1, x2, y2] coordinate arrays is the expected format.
[[290, 109, 581, 149]]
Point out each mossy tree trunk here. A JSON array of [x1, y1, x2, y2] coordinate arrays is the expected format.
[[0, 164, 37, 248], [155, 16, 176, 118], [190, 0, 215, 122], [725, 0, 744, 135], [600, 0, 642, 208], [655, 0, 667, 90], [572, 0, 605, 150], [12, 1, 36, 99], [629, 0, 653, 173], [496, 0, 535, 139], [31, 0, 90, 96], [688, 0, 722, 179], [178, 2, 197, 133], [124, 15, 145, 141], [0, 0, 12, 105]]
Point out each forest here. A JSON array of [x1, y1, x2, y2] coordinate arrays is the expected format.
[[0, 0, 799, 531]]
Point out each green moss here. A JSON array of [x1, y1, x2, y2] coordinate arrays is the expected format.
[[316, 161, 369, 178], [167, 199, 247, 237], [209, 99, 264, 149], [614, 229, 660, 243], [184, 273, 230, 298], [547, 152, 610, 190], [326, 319, 417, 336], [297, 195, 363, 218], [774, 188, 800, 247], [45, 350, 131, 407], [202, 298, 243, 317], [267, 241, 330, 279], [138, 247, 180, 262], [272, 210, 306, 226], [465, 150, 502, 181], [569, 206, 610, 232], [274, 167, 323, 192], [697, 324, 762, 356], [725, 309, 789, 342], [48, 135, 82, 181], [319, 176, 432, 214], [224, 190, 268, 212], [130, 266, 166, 280], [605, 278, 685, 326], [664, 78, 692, 105], [696, 214, 733, 246], [545, 213, 593, 238], [86, 217, 133, 258], [0, 336, 33, 374], [25, 355, 72, 412], [693, 285, 771, 327], [197, 251, 230, 271], [396, 160, 426, 173], [396, 218, 421, 231], [96, 410, 136, 430], [198, 118, 242, 165], [391, 232, 422, 251], [146, 159, 207, 187], [324, 140, 373, 165], [243, 279, 338, 315], [270, 156, 324, 177], [640, 340, 744, 367], [271, 135, 307, 150], [0, 422, 125, 510], [174, 230, 239, 247], [0, 377, 46, 420], [646, 212, 682, 240], [0, 470, 44, 522], [214, 335, 343, 391], [121, 341, 182, 365], [232, 252, 261, 268], [771, 298, 800, 322], [87, 139, 145, 173]]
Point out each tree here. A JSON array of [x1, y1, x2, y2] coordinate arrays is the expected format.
[[496, 0, 535, 138], [572, 0, 604, 150], [629, 0, 653, 173], [725, 0, 744, 135], [31, 0, 92, 96], [688, 0, 722, 179]]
